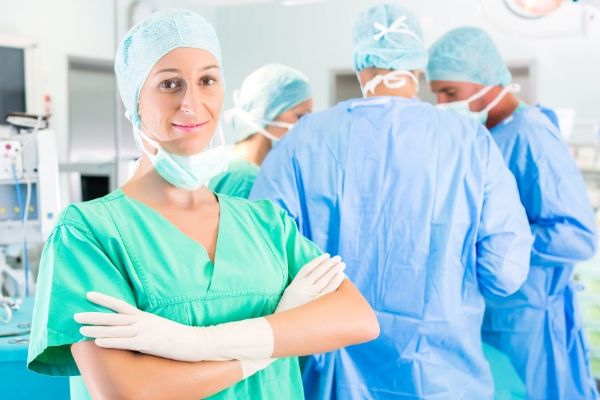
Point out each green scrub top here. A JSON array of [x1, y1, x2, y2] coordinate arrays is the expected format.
[[209, 158, 260, 199], [27, 188, 322, 400]]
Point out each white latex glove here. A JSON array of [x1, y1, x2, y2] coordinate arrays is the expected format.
[[243, 254, 347, 378], [275, 253, 346, 313], [74, 292, 273, 367]]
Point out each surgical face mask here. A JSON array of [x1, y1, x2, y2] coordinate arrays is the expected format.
[[357, 70, 419, 98], [133, 123, 228, 191], [262, 120, 295, 144], [228, 106, 295, 143], [437, 83, 520, 124]]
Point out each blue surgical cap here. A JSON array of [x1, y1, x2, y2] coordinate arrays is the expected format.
[[352, 4, 427, 72], [114, 9, 223, 128], [227, 63, 312, 142], [427, 26, 511, 86]]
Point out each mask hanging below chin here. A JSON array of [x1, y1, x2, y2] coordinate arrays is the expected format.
[[132, 122, 229, 191]]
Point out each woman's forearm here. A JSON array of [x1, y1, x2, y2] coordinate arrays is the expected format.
[[266, 280, 380, 357], [72, 341, 243, 400], [72, 278, 379, 381]]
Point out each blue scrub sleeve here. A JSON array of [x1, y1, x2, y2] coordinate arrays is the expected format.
[[520, 147, 597, 267], [28, 218, 135, 376], [476, 130, 533, 297]]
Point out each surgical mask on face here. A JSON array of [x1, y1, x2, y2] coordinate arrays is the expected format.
[[437, 83, 520, 124], [357, 70, 419, 98], [228, 106, 295, 143], [263, 120, 295, 144], [133, 123, 229, 191]]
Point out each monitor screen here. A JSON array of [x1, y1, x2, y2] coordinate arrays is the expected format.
[[0, 46, 26, 124], [80, 175, 110, 201]]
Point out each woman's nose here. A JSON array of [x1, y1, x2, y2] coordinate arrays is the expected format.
[[180, 86, 200, 115]]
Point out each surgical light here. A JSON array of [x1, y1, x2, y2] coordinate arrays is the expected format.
[[503, 0, 566, 18]]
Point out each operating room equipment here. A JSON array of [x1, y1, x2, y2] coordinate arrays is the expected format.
[[0, 297, 69, 398], [0, 329, 29, 338], [0, 296, 22, 324], [8, 337, 29, 344], [0, 122, 60, 298], [504, 0, 569, 18], [479, 0, 600, 38]]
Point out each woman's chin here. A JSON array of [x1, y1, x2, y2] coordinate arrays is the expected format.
[[160, 143, 203, 156], [162, 135, 214, 156]]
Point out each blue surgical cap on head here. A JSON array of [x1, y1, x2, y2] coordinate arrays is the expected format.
[[427, 26, 511, 86], [226, 63, 312, 142], [352, 4, 427, 72], [114, 9, 223, 128]]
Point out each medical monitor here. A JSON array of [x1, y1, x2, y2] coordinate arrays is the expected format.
[[0, 46, 26, 124]]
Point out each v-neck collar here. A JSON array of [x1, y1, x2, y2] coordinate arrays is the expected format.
[[115, 187, 225, 266]]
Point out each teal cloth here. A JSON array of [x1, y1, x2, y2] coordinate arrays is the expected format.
[[209, 158, 260, 198]]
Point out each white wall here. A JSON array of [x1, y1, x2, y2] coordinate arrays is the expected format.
[[215, 0, 600, 134]]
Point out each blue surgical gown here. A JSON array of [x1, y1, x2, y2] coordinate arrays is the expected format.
[[482, 104, 598, 400], [250, 96, 533, 399]]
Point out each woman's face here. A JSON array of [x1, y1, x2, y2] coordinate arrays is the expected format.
[[265, 98, 313, 139], [138, 47, 224, 155]]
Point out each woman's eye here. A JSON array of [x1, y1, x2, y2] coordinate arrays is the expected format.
[[160, 79, 181, 90], [200, 76, 217, 86]]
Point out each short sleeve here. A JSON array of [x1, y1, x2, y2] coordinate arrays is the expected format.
[[279, 209, 323, 281], [27, 221, 135, 376]]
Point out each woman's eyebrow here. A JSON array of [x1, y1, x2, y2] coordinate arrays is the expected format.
[[155, 68, 180, 74], [154, 65, 220, 75], [200, 65, 220, 72]]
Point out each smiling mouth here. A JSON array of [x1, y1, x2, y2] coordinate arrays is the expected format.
[[171, 122, 208, 130]]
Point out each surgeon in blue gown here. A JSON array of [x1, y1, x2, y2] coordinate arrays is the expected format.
[[250, 4, 534, 399], [428, 26, 599, 400]]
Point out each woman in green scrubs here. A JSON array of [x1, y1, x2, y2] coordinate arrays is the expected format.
[[27, 9, 378, 400], [209, 63, 313, 198]]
